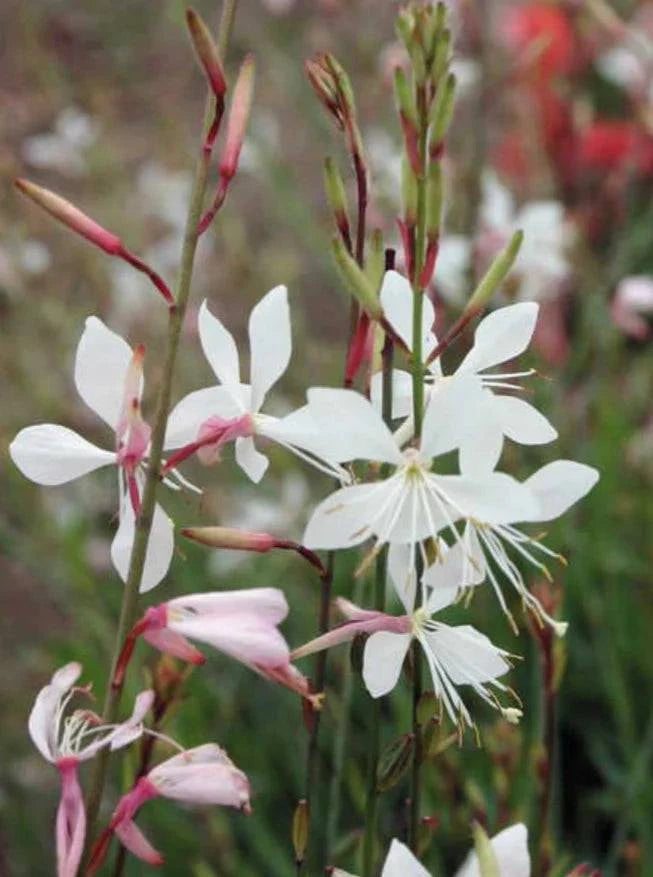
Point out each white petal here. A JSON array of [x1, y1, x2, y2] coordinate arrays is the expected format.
[[455, 823, 530, 877], [491, 395, 557, 445], [456, 302, 539, 375], [303, 482, 391, 550], [235, 436, 269, 483], [521, 460, 599, 523], [168, 588, 288, 624], [420, 374, 486, 461], [259, 407, 344, 475], [198, 299, 240, 386], [306, 388, 403, 465], [111, 501, 174, 592], [430, 472, 539, 525], [425, 624, 510, 687], [164, 386, 245, 449], [10, 424, 115, 485], [370, 369, 414, 420], [74, 316, 133, 430], [363, 631, 412, 698], [380, 270, 435, 355], [173, 613, 290, 667], [249, 285, 291, 412], [387, 543, 416, 613], [381, 838, 430, 877], [423, 533, 485, 609], [28, 662, 82, 762], [458, 393, 504, 478]]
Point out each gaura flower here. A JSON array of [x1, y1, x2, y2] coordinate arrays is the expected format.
[[121, 588, 321, 708], [93, 744, 250, 869], [373, 271, 557, 476], [28, 662, 153, 877], [293, 552, 518, 731], [332, 838, 429, 876], [302, 383, 538, 554], [164, 286, 345, 482], [9, 317, 174, 591]]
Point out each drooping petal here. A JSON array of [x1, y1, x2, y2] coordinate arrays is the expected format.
[[249, 285, 292, 412], [28, 663, 82, 762], [198, 299, 241, 386], [363, 631, 412, 698], [381, 838, 430, 877], [56, 760, 86, 877], [380, 270, 436, 357], [114, 819, 163, 866], [430, 472, 539, 525], [111, 501, 174, 593], [420, 374, 486, 461], [454, 822, 530, 877], [521, 460, 599, 522], [491, 395, 558, 445], [74, 316, 134, 430], [235, 435, 269, 482], [167, 588, 289, 624], [149, 747, 250, 809], [10, 425, 115, 486], [456, 302, 539, 375], [164, 386, 246, 448], [306, 388, 404, 465]]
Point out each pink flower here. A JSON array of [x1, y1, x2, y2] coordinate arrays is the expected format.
[[28, 662, 153, 877], [96, 744, 250, 868], [611, 275, 653, 339]]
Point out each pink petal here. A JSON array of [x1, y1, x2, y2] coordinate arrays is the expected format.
[[56, 759, 86, 877], [171, 612, 290, 667], [29, 663, 82, 762], [115, 819, 163, 866], [149, 761, 251, 809], [143, 627, 206, 664], [166, 588, 288, 624]]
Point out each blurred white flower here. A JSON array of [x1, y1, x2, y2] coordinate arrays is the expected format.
[[611, 275, 653, 339], [22, 107, 97, 176]]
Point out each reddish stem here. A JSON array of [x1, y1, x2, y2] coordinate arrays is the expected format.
[[116, 246, 175, 308]]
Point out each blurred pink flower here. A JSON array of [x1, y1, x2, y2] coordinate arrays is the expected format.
[[611, 275, 653, 339]]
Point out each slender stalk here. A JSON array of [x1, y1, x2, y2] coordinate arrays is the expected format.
[[84, 0, 239, 840], [408, 82, 429, 854], [535, 628, 556, 877]]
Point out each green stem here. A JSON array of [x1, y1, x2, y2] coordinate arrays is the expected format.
[[84, 0, 239, 842]]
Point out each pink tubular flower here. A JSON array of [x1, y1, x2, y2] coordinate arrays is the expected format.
[[97, 744, 250, 868], [28, 663, 153, 877]]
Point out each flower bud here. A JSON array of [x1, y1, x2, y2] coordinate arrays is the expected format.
[[376, 733, 414, 792], [425, 160, 442, 237], [332, 237, 383, 319], [402, 156, 419, 226], [394, 68, 421, 174], [366, 228, 385, 292], [324, 53, 356, 120], [219, 54, 255, 183], [15, 178, 121, 255], [395, 10, 416, 54], [471, 821, 501, 877], [430, 27, 451, 83], [323, 157, 351, 244], [430, 72, 456, 155], [465, 229, 523, 315], [305, 58, 341, 123], [292, 799, 309, 866], [186, 9, 227, 99], [181, 526, 276, 553]]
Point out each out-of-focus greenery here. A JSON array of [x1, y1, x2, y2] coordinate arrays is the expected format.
[[1, 1, 652, 875]]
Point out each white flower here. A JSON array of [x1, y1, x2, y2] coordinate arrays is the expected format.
[[165, 286, 345, 483], [455, 823, 530, 877], [332, 838, 430, 876], [9, 317, 174, 592], [302, 382, 539, 553], [373, 270, 558, 476]]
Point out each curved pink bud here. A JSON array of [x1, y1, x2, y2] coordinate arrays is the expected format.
[[291, 603, 411, 660]]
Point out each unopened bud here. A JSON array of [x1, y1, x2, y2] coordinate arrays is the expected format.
[[395, 10, 416, 54], [430, 27, 451, 83], [402, 157, 418, 225], [426, 161, 442, 236], [394, 68, 421, 175], [220, 54, 255, 183], [376, 733, 414, 792], [15, 178, 121, 255], [430, 72, 456, 154], [324, 53, 356, 118], [471, 821, 501, 877], [366, 228, 385, 292], [332, 237, 383, 319], [305, 58, 341, 123], [186, 9, 227, 99], [465, 230, 523, 314], [292, 799, 309, 865], [181, 526, 275, 553], [324, 157, 350, 242]]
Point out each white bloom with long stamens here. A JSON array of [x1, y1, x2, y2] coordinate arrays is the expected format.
[[373, 271, 557, 476], [9, 317, 174, 591], [302, 382, 538, 554], [165, 286, 345, 482]]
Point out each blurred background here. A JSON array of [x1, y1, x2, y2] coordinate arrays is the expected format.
[[1, 0, 652, 874]]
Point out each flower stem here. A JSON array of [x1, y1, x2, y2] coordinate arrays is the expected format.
[[83, 0, 239, 842]]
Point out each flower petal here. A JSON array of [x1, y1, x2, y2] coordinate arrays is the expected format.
[[458, 396, 504, 478], [198, 299, 241, 386], [28, 662, 82, 762], [363, 631, 412, 698], [521, 460, 599, 522], [423, 534, 485, 610], [431, 472, 539, 525], [249, 285, 291, 412], [172, 613, 290, 667], [387, 543, 416, 614], [74, 316, 134, 430], [381, 838, 430, 877], [425, 624, 510, 687], [370, 368, 414, 420], [420, 374, 486, 461], [167, 588, 288, 624], [306, 388, 403, 465], [491, 395, 558, 445], [56, 762, 87, 877], [456, 302, 539, 375], [150, 761, 251, 808], [111, 501, 174, 593], [303, 482, 394, 550], [10, 425, 115, 485], [454, 823, 530, 877], [164, 386, 245, 448], [235, 435, 269, 482], [114, 820, 163, 866], [380, 270, 436, 356]]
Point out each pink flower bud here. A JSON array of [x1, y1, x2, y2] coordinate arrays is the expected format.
[[219, 54, 255, 183], [181, 526, 276, 553], [186, 9, 227, 99], [15, 178, 122, 255]]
